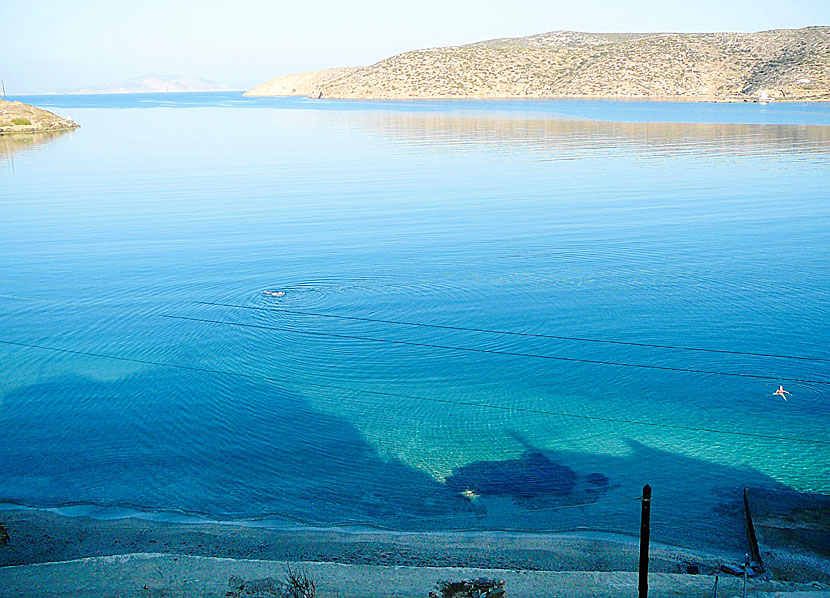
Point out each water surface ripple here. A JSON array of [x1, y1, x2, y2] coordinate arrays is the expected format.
[[1, 93, 829, 552]]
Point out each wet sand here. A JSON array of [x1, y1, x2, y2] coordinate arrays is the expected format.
[[1, 508, 829, 597], [0, 508, 722, 571]]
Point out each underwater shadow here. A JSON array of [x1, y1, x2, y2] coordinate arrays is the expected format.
[[0, 371, 469, 527], [444, 431, 829, 553]]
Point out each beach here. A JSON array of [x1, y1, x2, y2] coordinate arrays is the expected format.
[[2, 508, 830, 597], [0, 508, 728, 569]]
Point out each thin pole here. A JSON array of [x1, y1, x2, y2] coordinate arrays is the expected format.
[[639, 484, 652, 598], [712, 574, 719, 598], [1, 80, 5, 97], [743, 488, 765, 572], [742, 554, 749, 598]]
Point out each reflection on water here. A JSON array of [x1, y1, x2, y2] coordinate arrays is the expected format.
[[0, 130, 74, 162], [362, 112, 830, 160]]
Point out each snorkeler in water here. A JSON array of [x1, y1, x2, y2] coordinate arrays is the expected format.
[[773, 385, 792, 401]]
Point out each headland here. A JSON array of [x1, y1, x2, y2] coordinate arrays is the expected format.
[[0, 99, 79, 135], [247, 27, 830, 102]]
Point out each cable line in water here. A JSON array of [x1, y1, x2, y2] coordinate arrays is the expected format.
[[1, 338, 828, 446], [160, 313, 830, 387], [192, 299, 830, 364], [2, 292, 828, 364], [2, 291, 828, 390]]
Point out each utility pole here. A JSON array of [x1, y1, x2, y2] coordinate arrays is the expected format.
[[639, 484, 652, 598], [1, 80, 6, 97]]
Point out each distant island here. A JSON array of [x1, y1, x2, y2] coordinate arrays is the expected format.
[[247, 27, 830, 102], [0, 99, 79, 135], [69, 74, 234, 94]]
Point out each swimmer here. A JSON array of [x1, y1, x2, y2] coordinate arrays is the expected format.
[[772, 385, 792, 401], [263, 290, 286, 297]]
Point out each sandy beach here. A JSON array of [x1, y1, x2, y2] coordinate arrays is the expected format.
[[0, 508, 731, 570], [1, 508, 829, 597]]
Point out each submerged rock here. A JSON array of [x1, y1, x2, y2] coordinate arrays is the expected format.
[[446, 451, 576, 499], [587, 472, 610, 486]]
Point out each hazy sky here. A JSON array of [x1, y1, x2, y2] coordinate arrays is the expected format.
[[2, 0, 829, 93]]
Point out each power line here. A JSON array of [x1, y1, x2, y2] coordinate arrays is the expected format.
[[2, 290, 828, 383], [161, 314, 830, 386], [193, 300, 830, 364], [1, 338, 828, 446], [2, 292, 828, 365]]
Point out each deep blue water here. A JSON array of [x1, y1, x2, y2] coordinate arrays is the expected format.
[[1, 92, 829, 551]]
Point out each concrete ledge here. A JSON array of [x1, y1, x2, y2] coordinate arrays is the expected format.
[[2, 553, 828, 598]]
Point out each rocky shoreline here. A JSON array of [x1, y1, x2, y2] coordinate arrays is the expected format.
[[0, 99, 79, 135]]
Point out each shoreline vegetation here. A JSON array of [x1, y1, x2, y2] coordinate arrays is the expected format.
[[245, 27, 830, 102], [0, 98, 78, 135], [0, 509, 829, 596]]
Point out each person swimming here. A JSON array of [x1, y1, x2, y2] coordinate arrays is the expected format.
[[773, 385, 792, 401], [263, 290, 285, 297]]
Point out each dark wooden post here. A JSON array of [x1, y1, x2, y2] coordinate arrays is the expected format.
[[743, 488, 765, 573], [639, 484, 652, 598]]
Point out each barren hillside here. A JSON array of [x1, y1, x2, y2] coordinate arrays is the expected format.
[[244, 67, 359, 97], [250, 27, 830, 101]]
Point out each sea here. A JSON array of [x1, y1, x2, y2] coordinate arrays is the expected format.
[[1, 92, 829, 553]]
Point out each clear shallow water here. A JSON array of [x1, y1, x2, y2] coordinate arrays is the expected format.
[[1, 92, 829, 551]]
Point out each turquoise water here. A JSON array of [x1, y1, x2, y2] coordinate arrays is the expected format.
[[1, 92, 829, 551]]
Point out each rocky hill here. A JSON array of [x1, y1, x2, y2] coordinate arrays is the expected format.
[[0, 99, 79, 135], [250, 27, 830, 101], [244, 67, 359, 97]]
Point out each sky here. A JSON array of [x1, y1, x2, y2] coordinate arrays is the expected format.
[[2, 0, 829, 94]]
